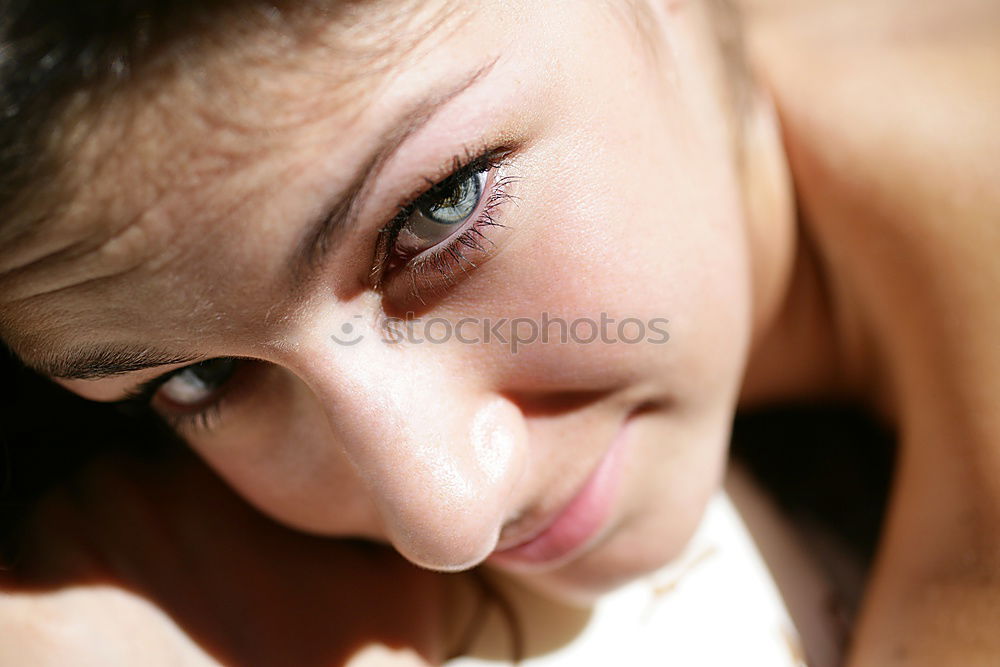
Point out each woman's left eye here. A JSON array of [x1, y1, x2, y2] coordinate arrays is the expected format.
[[395, 169, 487, 255]]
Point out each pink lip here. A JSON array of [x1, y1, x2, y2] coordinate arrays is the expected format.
[[487, 419, 632, 570]]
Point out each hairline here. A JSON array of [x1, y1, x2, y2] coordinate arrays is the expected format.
[[0, 0, 456, 253]]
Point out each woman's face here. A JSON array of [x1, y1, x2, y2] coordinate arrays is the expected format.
[[0, 0, 752, 602]]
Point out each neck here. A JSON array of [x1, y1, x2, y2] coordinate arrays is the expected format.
[[736, 205, 895, 425], [731, 12, 896, 425]]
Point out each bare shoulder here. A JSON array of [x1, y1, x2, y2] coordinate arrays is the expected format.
[[738, 0, 1000, 231], [0, 590, 434, 667], [732, 3, 1000, 662], [0, 585, 221, 666], [739, 0, 1000, 430], [1, 451, 445, 666]]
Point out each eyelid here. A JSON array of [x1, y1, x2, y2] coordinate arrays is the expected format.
[[384, 146, 506, 227], [298, 61, 502, 280]]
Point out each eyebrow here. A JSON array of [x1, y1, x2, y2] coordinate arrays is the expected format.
[[21, 59, 499, 383], [23, 344, 200, 381], [292, 57, 499, 285]]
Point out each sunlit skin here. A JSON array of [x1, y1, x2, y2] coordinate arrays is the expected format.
[[0, 0, 998, 665], [4, 0, 756, 599]]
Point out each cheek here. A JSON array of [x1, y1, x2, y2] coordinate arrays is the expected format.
[[463, 138, 751, 411], [183, 369, 381, 537]]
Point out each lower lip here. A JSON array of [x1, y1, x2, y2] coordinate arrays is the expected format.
[[487, 420, 632, 570]]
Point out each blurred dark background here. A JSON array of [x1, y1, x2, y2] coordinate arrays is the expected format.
[[0, 343, 182, 565]]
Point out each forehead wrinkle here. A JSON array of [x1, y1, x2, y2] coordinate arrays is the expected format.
[[111, 0, 473, 285], [0, 94, 274, 304]]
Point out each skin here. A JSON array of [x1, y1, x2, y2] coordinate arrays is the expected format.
[[4, 0, 752, 600], [738, 0, 1000, 663], [0, 0, 998, 664], [0, 449, 450, 666]]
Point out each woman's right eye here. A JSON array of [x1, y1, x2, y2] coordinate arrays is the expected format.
[[157, 358, 239, 408]]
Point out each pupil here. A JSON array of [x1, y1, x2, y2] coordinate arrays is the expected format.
[[420, 171, 482, 224]]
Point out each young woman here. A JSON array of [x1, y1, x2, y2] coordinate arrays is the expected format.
[[0, 0, 996, 664]]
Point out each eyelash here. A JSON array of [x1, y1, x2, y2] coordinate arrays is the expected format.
[[120, 148, 519, 435], [165, 400, 226, 433], [370, 147, 518, 299]]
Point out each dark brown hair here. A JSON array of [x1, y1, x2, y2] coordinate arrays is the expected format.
[[0, 0, 392, 250], [1, 3, 218, 239]]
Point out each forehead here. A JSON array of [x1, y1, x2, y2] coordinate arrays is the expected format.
[[2, 2, 459, 247], [0, 3, 460, 340], [0, 0, 546, 366]]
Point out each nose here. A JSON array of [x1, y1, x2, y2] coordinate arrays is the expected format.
[[296, 332, 529, 572]]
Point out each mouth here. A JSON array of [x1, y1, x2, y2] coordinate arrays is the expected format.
[[486, 415, 633, 571]]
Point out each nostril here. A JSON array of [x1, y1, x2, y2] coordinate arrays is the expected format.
[[502, 389, 614, 418], [495, 509, 527, 545], [494, 505, 553, 552]]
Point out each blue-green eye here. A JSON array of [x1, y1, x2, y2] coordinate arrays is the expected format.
[[395, 169, 487, 254]]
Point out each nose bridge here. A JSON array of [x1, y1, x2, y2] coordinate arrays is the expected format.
[[296, 332, 528, 572]]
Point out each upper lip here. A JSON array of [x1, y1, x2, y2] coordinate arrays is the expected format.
[[492, 439, 612, 553], [491, 402, 648, 555]]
